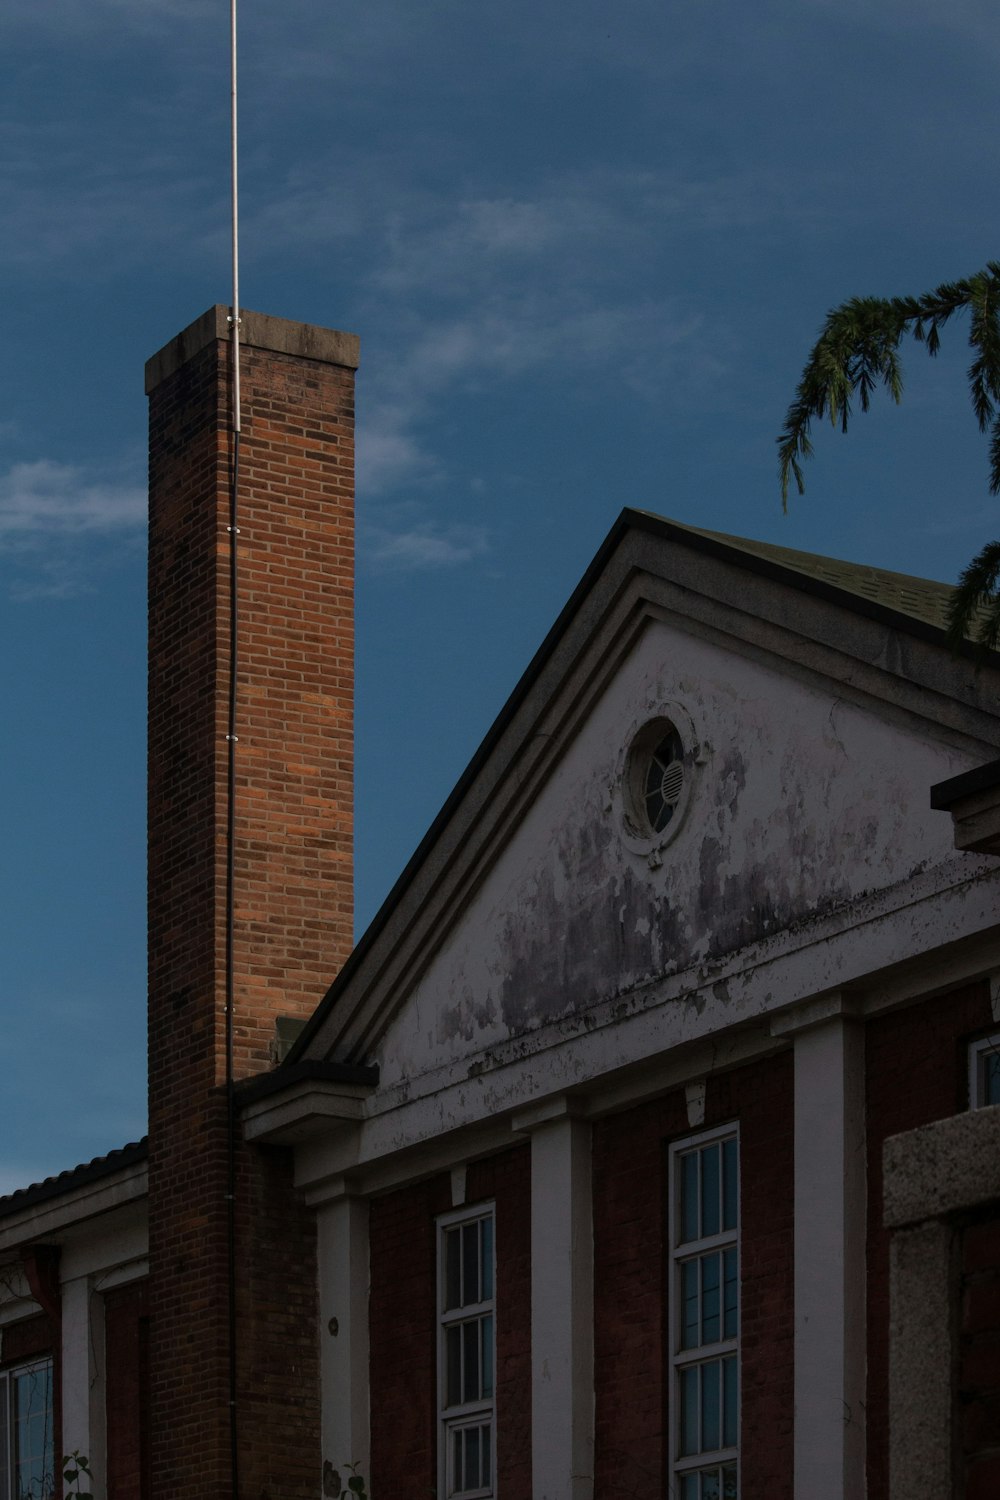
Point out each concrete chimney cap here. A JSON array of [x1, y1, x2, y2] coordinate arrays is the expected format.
[[144, 304, 360, 394]]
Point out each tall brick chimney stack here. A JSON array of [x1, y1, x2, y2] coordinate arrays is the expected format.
[[144, 307, 359, 1498]]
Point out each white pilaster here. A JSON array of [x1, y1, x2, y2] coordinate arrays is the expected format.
[[61, 1275, 106, 1500], [514, 1098, 594, 1500], [780, 1001, 866, 1499], [316, 1187, 370, 1486]]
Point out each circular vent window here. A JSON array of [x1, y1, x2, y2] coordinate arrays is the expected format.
[[620, 710, 698, 851], [640, 725, 685, 833]]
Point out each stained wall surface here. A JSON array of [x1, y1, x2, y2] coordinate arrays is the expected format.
[[374, 617, 977, 1090]]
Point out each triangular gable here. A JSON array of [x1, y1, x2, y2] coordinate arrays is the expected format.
[[291, 509, 1000, 1071]]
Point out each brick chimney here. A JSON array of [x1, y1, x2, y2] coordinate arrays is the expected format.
[[144, 307, 358, 1498]]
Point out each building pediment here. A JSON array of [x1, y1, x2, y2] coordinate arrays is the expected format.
[[289, 512, 1000, 1093]]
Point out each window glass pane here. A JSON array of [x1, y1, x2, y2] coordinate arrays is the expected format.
[[445, 1228, 461, 1311], [723, 1355, 738, 1448], [701, 1146, 720, 1237], [680, 1475, 698, 1500], [680, 1374, 695, 1452], [701, 1254, 721, 1343], [452, 1429, 463, 1492], [723, 1248, 738, 1339], [463, 1320, 480, 1403], [681, 1152, 699, 1244], [681, 1258, 699, 1350], [13, 1364, 53, 1500], [701, 1360, 721, 1452], [446, 1325, 462, 1408], [985, 1050, 1000, 1105], [464, 1426, 481, 1489], [480, 1216, 494, 1301], [722, 1461, 738, 1499], [701, 1469, 721, 1500], [680, 1366, 698, 1456], [482, 1422, 492, 1487], [722, 1138, 738, 1230], [481, 1314, 494, 1399], [463, 1223, 480, 1305]]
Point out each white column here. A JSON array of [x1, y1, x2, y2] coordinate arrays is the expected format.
[[316, 1187, 370, 1488], [61, 1275, 106, 1500], [780, 1000, 866, 1500], [514, 1098, 594, 1500]]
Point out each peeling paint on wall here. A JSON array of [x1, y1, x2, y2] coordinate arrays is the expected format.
[[375, 622, 978, 1091]]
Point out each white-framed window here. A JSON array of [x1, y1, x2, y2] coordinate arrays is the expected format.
[[437, 1204, 496, 1499], [969, 1032, 1000, 1108], [669, 1125, 739, 1500], [0, 1356, 55, 1500]]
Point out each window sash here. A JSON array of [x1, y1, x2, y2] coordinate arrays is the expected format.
[[438, 1205, 496, 1500], [670, 1127, 740, 1497], [969, 1032, 1000, 1108], [0, 1359, 55, 1500]]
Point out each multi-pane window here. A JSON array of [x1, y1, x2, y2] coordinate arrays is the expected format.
[[969, 1033, 1000, 1108], [438, 1207, 495, 1498], [670, 1128, 739, 1500], [0, 1358, 55, 1500]]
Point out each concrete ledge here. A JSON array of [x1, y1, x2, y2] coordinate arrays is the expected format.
[[242, 1079, 371, 1145], [145, 305, 360, 392], [884, 1104, 1000, 1227], [931, 757, 1000, 855]]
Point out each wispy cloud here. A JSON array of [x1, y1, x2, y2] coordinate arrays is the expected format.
[[0, 460, 146, 599], [363, 521, 489, 573], [357, 417, 437, 497], [234, 161, 790, 507], [364, 171, 809, 299], [0, 461, 145, 539], [353, 291, 712, 502], [0, 121, 219, 272], [307, 172, 729, 507]]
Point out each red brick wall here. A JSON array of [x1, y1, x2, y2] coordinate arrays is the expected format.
[[960, 1211, 1000, 1500], [145, 309, 356, 1499], [1, 1310, 53, 1364], [104, 1280, 149, 1500], [592, 1051, 795, 1500], [368, 1146, 531, 1499], [865, 981, 992, 1498]]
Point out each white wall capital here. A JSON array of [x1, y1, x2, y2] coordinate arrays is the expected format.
[[771, 988, 863, 1037], [512, 1093, 588, 1133]]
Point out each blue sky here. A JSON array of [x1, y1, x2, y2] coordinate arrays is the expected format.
[[2, 0, 998, 1191]]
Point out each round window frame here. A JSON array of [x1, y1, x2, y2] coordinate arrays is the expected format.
[[616, 704, 703, 857]]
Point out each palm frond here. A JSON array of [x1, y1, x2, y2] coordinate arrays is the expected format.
[[777, 296, 907, 507], [779, 266, 1000, 501], [989, 414, 1000, 496], [782, 263, 1000, 655], [947, 538, 1000, 649]]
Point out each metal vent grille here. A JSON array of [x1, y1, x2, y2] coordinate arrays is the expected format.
[[642, 728, 685, 833]]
